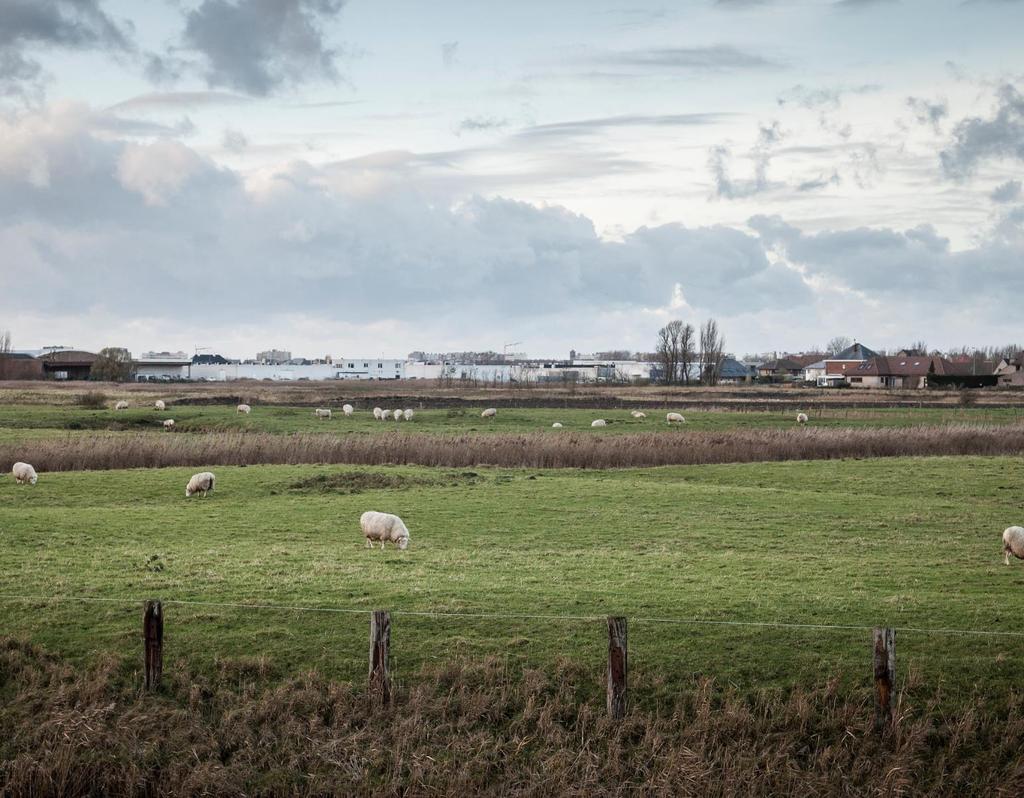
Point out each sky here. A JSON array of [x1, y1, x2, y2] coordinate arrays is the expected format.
[[1, 0, 1023, 360]]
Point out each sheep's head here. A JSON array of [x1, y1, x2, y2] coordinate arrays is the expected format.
[[397, 536, 409, 550], [29, 474, 37, 485], [185, 486, 194, 497]]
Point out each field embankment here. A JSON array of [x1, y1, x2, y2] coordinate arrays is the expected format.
[[1, 638, 1022, 797], [4, 422, 1024, 471]]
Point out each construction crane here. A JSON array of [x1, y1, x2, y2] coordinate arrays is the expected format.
[[503, 341, 522, 361]]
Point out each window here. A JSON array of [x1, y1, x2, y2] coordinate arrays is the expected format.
[[348, 363, 353, 368], [363, 362, 368, 368], [850, 377, 862, 383], [378, 363, 383, 368]]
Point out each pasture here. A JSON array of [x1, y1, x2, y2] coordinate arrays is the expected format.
[[2, 456, 1023, 702]]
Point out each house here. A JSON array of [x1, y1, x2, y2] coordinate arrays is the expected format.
[[823, 343, 879, 379], [0, 352, 44, 380], [758, 354, 822, 381], [37, 350, 96, 380], [718, 357, 754, 384], [996, 354, 1024, 387], [846, 355, 963, 389]]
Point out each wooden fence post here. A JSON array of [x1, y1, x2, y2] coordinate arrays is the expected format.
[[873, 627, 895, 729], [143, 600, 163, 691], [369, 610, 391, 705], [606, 616, 627, 720]]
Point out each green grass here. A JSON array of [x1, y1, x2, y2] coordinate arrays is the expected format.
[[2, 456, 1023, 699], [0, 402, 1020, 439]]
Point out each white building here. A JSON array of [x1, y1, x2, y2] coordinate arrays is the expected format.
[[189, 358, 406, 381], [134, 352, 192, 380]]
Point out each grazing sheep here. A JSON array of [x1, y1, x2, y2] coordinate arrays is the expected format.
[[12, 462, 37, 485], [591, 419, 607, 427], [237, 404, 251, 414], [185, 471, 216, 498], [630, 410, 646, 419], [666, 412, 685, 424], [797, 412, 809, 424], [381, 409, 392, 420], [1003, 526, 1024, 565], [361, 510, 410, 550], [162, 419, 175, 430], [373, 407, 383, 420], [343, 404, 354, 416], [392, 410, 402, 421], [481, 408, 497, 419], [154, 400, 166, 411], [552, 422, 563, 428], [314, 408, 332, 419], [114, 400, 129, 411], [403, 409, 414, 421]]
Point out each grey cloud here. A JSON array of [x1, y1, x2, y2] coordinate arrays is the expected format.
[[906, 96, 948, 132], [517, 113, 731, 139], [777, 83, 881, 110], [748, 214, 1024, 298], [940, 83, 1024, 179], [990, 179, 1022, 202], [441, 41, 458, 67], [108, 91, 252, 113], [158, 0, 347, 96], [457, 116, 509, 133], [796, 171, 842, 192], [222, 128, 249, 152], [708, 121, 784, 199], [586, 45, 785, 73], [0, 0, 134, 101]]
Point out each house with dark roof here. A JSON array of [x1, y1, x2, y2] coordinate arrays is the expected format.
[[757, 353, 823, 381], [847, 355, 960, 389], [718, 357, 754, 384], [37, 350, 97, 380]]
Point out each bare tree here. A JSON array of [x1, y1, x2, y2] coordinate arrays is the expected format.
[[90, 347, 133, 382], [826, 336, 852, 356], [678, 323, 696, 385], [0, 329, 10, 381], [699, 318, 726, 386], [656, 321, 681, 385]]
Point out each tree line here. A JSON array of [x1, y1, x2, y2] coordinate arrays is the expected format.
[[656, 319, 726, 386]]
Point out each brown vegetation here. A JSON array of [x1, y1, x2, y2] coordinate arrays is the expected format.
[[4, 423, 1024, 472], [1, 638, 1022, 796]]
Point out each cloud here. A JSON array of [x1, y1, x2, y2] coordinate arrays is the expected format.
[[708, 121, 784, 199], [940, 83, 1024, 179], [155, 0, 347, 96], [107, 91, 252, 113], [441, 41, 458, 67], [457, 116, 509, 134], [584, 45, 785, 74], [777, 83, 881, 110], [0, 0, 135, 102], [990, 179, 1022, 203], [906, 96, 949, 132], [517, 113, 731, 139], [222, 128, 249, 152]]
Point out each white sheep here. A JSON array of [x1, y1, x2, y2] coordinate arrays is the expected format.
[[403, 409, 414, 421], [392, 410, 402, 421], [666, 412, 685, 424], [361, 510, 410, 550], [154, 400, 166, 411], [162, 419, 175, 430], [343, 404, 354, 416], [481, 408, 497, 419], [314, 408, 332, 419], [12, 462, 38, 485], [797, 412, 809, 424], [185, 471, 216, 498], [114, 400, 129, 410], [552, 422, 563, 428], [630, 411, 646, 419], [237, 404, 251, 414], [373, 407, 383, 420], [591, 419, 607, 427], [1003, 526, 1024, 565], [381, 409, 392, 420]]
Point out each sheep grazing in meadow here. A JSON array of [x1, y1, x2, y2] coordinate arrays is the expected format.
[[343, 404, 354, 416], [154, 400, 166, 411], [185, 471, 216, 498], [552, 422, 563, 428], [381, 409, 392, 420], [361, 511, 410, 550], [237, 404, 251, 414], [403, 409, 414, 421], [314, 408, 332, 419], [481, 408, 497, 419], [591, 419, 607, 428], [162, 419, 175, 430], [797, 413, 809, 424], [1003, 526, 1024, 565], [12, 462, 37, 485], [630, 411, 646, 419], [666, 412, 685, 424], [114, 400, 129, 410], [392, 410, 402, 421], [373, 407, 383, 420]]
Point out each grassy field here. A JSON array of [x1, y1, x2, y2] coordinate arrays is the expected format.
[[2, 456, 1023, 702], [1, 401, 1021, 438]]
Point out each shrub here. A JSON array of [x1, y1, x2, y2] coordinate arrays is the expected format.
[[76, 391, 108, 409]]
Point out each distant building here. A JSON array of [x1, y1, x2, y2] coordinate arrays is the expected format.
[[37, 350, 96, 380], [134, 352, 192, 381], [256, 349, 292, 365]]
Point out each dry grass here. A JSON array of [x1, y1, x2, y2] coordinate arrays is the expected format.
[[4, 423, 1024, 472], [1, 637, 1023, 796]]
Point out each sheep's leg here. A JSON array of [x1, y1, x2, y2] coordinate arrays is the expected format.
[[381, 540, 386, 551], [365, 538, 372, 549], [1006, 549, 1011, 566]]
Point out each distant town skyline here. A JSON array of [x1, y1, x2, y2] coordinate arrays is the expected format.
[[2, 0, 1023, 356]]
